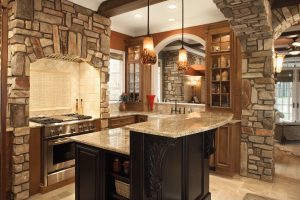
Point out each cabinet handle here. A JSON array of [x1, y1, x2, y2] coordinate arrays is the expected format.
[[297, 102, 299, 109], [293, 102, 295, 108]]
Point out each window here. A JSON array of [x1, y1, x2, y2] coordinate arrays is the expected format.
[[275, 69, 300, 122], [109, 53, 125, 102]]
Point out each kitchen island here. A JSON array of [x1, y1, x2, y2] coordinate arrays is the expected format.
[[71, 112, 233, 200]]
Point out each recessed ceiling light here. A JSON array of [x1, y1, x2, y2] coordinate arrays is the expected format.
[[168, 18, 175, 22], [134, 13, 143, 18], [168, 4, 177, 9]]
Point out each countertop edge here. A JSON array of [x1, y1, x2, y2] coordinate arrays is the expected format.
[[125, 113, 234, 138], [72, 138, 130, 156]]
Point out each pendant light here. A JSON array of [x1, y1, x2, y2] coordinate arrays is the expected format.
[[177, 0, 188, 71], [141, 0, 157, 65]]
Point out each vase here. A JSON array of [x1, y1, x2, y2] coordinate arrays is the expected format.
[[147, 95, 156, 111], [221, 70, 229, 81], [119, 102, 126, 111]]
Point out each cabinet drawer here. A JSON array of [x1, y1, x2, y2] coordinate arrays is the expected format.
[[109, 116, 136, 128]]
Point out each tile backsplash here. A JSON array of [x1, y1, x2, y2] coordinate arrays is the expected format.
[[30, 58, 100, 118]]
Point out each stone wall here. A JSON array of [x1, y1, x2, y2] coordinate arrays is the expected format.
[[213, 0, 300, 182], [7, 0, 111, 198], [161, 50, 205, 102], [213, 0, 275, 181], [272, 3, 300, 40]]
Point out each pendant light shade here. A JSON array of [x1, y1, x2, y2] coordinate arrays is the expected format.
[[141, 0, 157, 65], [177, 0, 189, 71], [275, 54, 284, 73], [177, 48, 188, 71]]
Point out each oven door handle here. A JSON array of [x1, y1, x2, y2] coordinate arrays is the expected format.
[[48, 138, 73, 146]]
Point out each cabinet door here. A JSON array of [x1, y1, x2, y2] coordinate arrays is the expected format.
[[215, 126, 233, 174], [75, 144, 103, 200]]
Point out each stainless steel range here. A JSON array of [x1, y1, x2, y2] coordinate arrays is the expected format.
[[30, 114, 99, 187]]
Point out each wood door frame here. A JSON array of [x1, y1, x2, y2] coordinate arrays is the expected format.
[[1, 2, 9, 199]]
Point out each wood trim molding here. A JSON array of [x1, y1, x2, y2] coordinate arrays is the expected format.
[[271, 0, 300, 9], [1, 5, 9, 200], [98, 0, 167, 17]]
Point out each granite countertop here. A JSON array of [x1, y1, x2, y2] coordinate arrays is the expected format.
[[71, 128, 130, 155], [125, 112, 234, 138], [109, 111, 153, 118]]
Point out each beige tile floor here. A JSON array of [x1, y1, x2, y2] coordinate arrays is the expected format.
[[29, 174, 300, 200], [29, 145, 300, 200]]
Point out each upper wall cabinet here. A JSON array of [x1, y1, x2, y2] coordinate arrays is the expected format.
[[206, 26, 242, 119], [125, 38, 151, 111]]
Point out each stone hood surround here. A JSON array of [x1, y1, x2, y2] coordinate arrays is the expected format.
[[125, 112, 233, 138], [7, 0, 111, 198]]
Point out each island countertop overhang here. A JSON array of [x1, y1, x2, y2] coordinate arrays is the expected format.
[[125, 112, 234, 138]]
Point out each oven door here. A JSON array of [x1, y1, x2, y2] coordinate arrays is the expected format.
[[47, 138, 75, 174]]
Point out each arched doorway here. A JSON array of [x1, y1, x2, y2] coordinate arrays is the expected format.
[[272, 5, 300, 182], [152, 33, 206, 101]]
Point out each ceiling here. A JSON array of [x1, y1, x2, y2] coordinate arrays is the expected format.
[[111, 0, 226, 36], [160, 38, 205, 57], [275, 24, 300, 57], [68, 0, 105, 11]]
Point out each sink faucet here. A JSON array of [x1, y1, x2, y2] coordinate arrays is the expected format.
[[171, 100, 181, 114]]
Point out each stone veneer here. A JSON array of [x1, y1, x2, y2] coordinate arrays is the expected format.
[[213, 0, 300, 182], [161, 50, 205, 102], [272, 4, 300, 40], [7, 0, 110, 199], [213, 0, 275, 181]]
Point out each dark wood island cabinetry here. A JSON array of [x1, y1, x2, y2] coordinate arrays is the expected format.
[[72, 112, 233, 200]]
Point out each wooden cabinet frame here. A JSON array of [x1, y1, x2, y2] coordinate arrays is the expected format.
[[125, 37, 151, 111], [206, 26, 242, 118]]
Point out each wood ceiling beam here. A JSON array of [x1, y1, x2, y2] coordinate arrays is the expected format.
[[271, 0, 300, 9], [98, 0, 168, 18]]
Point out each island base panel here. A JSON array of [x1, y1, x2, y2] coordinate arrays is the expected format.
[[130, 130, 215, 200]]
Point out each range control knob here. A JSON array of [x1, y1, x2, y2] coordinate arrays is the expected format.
[[90, 123, 95, 130], [50, 129, 55, 136], [58, 127, 63, 134]]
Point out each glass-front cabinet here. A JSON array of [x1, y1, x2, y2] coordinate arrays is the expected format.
[[209, 33, 232, 108], [127, 46, 141, 102], [125, 38, 152, 111], [206, 26, 241, 116]]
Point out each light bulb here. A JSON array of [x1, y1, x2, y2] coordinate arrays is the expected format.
[[143, 36, 154, 51], [178, 48, 187, 62], [275, 54, 285, 73]]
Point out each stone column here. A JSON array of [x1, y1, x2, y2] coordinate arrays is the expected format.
[[213, 0, 275, 181], [240, 37, 275, 181]]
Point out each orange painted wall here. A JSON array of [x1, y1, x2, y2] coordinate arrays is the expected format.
[[110, 21, 229, 51], [110, 31, 132, 51]]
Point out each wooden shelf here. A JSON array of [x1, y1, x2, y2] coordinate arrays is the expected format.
[[111, 172, 130, 184], [112, 193, 129, 200], [211, 51, 230, 55], [211, 67, 230, 70]]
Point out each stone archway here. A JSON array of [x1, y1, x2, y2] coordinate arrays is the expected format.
[[213, 0, 300, 182], [272, 4, 300, 40], [152, 33, 206, 97], [8, 0, 111, 198]]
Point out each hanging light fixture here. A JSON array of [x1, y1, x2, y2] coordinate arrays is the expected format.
[[177, 0, 188, 71], [141, 0, 157, 65], [274, 53, 285, 83]]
